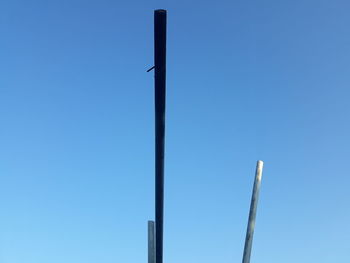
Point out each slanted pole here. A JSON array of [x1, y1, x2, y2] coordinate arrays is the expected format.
[[148, 221, 156, 263], [242, 160, 264, 263], [154, 9, 167, 263]]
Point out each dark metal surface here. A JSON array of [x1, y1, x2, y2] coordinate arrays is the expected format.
[[154, 9, 167, 263]]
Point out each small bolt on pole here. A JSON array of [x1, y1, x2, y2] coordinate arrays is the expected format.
[[242, 160, 264, 263]]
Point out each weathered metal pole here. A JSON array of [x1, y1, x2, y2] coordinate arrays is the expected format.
[[148, 221, 156, 263], [154, 9, 167, 263], [242, 160, 264, 263]]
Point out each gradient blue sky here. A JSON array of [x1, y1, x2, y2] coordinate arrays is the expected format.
[[1, 0, 350, 262]]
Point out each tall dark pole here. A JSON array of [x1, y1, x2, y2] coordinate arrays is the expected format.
[[242, 160, 264, 263], [154, 9, 167, 263]]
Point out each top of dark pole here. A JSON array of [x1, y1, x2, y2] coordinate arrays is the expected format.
[[154, 9, 167, 263], [155, 9, 167, 13]]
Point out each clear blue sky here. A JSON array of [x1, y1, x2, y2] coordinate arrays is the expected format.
[[0, 0, 349, 262]]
